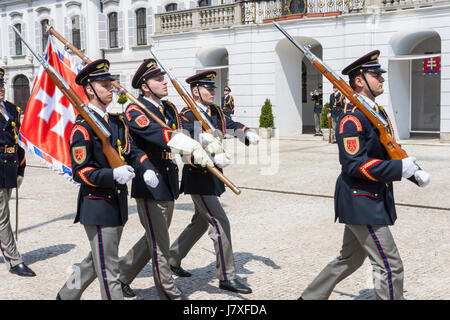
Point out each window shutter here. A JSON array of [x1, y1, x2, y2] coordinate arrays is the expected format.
[[35, 20, 42, 54], [80, 15, 86, 50], [64, 17, 70, 43], [98, 13, 107, 49], [9, 25, 15, 56], [21, 24, 27, 55], [146, 6, 153, 43], [128, 9, 136, 47], [118, 11, 124, 48]]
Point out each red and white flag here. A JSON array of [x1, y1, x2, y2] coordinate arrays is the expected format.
[[423, 57, 440, 75], [19, 36, 86, 179]]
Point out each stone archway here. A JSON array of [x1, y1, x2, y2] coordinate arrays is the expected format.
[[389, 29, 441, 139], [195, 46, 229, 106], [275, 36, 322, 136], [13, 74, 30, 112]]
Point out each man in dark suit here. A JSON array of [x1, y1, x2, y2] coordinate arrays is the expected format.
[[168, 70, 259, 294], [311, 85, 323, 136], [0, 68, 35, 277], [116, 59, 215, 300], [57, 59, 158, 300], [300, 51, 430, 300]]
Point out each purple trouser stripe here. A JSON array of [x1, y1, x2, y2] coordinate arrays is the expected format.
[[96, 226, 112, 300], [367, 225, 394, 300], [144, 200, 171, 300], [199, 195, 228, 281]]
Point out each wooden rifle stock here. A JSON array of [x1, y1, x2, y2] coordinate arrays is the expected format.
[[48, 26, 241, 195], [12, 25, 125, 168]]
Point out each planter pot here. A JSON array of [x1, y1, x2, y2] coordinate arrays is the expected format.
[[263, 14, 303, 24], [324, 11, 342, 17], [258, 127, 274, 139], [306, 13, 324, 18]]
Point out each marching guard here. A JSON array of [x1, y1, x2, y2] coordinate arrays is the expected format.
[[117, 59, 216, 300], [168, 70, 260, 294], [0, 68, 35, 277], [57, 60, 159, 300], [300, 51, 430, 300]]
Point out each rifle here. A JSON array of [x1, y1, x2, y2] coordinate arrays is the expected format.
[[149, 46, 222, 139], [274, 22, 421, 185], [12, 25, 125, 169], [47, 26, 241, 195]]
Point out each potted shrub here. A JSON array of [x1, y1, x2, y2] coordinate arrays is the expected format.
[[259, 98, 274, 138]]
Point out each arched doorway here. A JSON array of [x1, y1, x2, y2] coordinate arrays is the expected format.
[[195, 46, 229, 106], [13, 75, 30, 113], [275, 37, 322, 136], [389, 29, 441, 139]]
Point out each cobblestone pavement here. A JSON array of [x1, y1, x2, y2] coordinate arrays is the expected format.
[[0, 135, 449, 300]]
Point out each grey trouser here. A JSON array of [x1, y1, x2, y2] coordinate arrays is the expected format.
[[169, 195, 236, 281], [314, 112, 322, 134], [58, 225, 124, 300], [331, 116, 338, 142], [119, 199, 181, 300], [302, 224, 404, 300], [0, 188, 23, 268]]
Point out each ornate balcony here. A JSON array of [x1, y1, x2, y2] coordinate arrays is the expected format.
[[380, 0, 446, 11], [154, 0, 367, 35]]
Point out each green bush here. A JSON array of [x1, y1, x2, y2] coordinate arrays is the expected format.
[[259, 98, 274, 128], [321, 102, 330, 128]]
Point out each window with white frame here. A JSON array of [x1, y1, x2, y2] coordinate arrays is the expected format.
[[108, 12, 118, 48], [136, 8, 147, 46], [41, 19, 49, 51], [72, 16, 81, 50], [198, 0, 212, 7], [14, 23, 23, 56], [166, 3, 178, 12]]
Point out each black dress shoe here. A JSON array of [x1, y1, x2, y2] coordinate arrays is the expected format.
[[9, 263, 36, 277], [56, 293, 62, 300], [298, 296, 304, 300], [219, 279, 252, 294], [170, 265, 192, 277], [120, 281, 136, 298]]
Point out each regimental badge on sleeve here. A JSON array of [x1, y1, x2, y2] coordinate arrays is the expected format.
[[343, 136, 360, 155], [72, 146, 87, 164], [135, 114, 150, 128]]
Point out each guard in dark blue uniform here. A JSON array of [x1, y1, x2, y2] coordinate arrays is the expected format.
[[300, 51, 430, 300], [168, 70, 259, 294], [57, 59, 157, 300], [0, 68, 35, 277], [221, 85, 234, 119], [328, 85, 345, 143], [117, 59, 214, 300]]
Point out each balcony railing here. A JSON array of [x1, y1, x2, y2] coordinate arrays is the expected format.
[[380, 0, 445, 11], [154, 0, 367, 35]]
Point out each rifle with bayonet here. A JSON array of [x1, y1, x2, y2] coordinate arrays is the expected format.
[[46, 25, 241, 195], [12, 25, 125, 169], [273, 22, 421, 185]]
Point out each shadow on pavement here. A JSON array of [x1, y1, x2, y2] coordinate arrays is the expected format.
[[333, 289, 376, 300], [0, 243, 77, 266], [131, 251, 280, 300]]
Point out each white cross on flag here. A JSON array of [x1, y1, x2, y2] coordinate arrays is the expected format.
[[18, 36, 86, 178], [423, 57, 440, 75]]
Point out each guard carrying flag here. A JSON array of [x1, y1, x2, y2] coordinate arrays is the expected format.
[[0, 68, 35, 277], [300, 50, 430, 300], [57, 59, 159, 300]]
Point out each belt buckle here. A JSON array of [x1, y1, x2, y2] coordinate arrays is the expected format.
[[6, 146, 15, 153]]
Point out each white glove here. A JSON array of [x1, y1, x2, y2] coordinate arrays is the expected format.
[[414, 170, 430, 188], [401, 157, 419, 178], [245, 131, 260, 145], [167, 132, 201, 155], [213, 153, 232, 169], [192, 145, 214, 167], [113, 165, 135, 184], [17, 175, 24, 189], [199, 132, 223, 154], [143, 169, 159, 188], [327, 113, 331, 118]]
